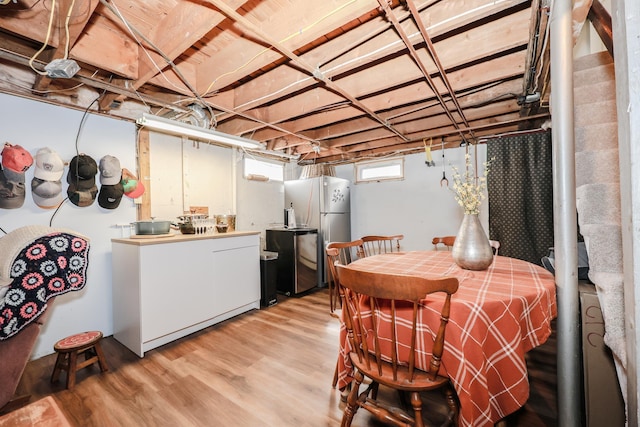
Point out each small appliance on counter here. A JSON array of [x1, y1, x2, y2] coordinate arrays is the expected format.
[[266, 227, 320, 296], [214, 214, 236, 231], [284, 204, 297, 228], [176, 214, 215, 234], [131, 219, 172, 236]]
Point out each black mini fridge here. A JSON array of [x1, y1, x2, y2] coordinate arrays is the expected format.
[[266, 228, 320, 296]]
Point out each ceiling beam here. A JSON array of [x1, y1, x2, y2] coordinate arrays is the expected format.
[[206, 0, 410, 143]]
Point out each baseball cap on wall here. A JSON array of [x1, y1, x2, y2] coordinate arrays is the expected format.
[[67, 182, 98, 207], [34, 147, 65, 181], [31, 178, 64, 209], [1, 143, 33, 173], [1, 167, 26, 185], [98, 182, 124, 209], [124, 180, 145, 199], [67, 154, 98, 190], [99, 155, 122, 186], [121, 177, 137, 193], [0, 169, 26, 209], [121, 168, 145, 199]]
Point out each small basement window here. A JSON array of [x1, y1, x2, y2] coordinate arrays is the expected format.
[[243, 157, 283, 182], [355, 157, 404, 183]]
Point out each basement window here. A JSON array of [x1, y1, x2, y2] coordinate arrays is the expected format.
[[243, 157, 283, 182], [355, 158, 404, 183]]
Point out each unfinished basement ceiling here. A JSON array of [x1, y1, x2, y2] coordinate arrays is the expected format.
[[0, 0, 551, 163]]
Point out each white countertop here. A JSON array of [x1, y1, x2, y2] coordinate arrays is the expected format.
[[111, 230, 260, 246]]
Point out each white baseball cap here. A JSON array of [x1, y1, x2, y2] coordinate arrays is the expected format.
[[34, 147, 65, 181]]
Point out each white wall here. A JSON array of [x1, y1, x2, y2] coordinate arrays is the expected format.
[[235, 155, 286, 250], [0, 92, 137, 358], [335, 145, 488, 251], [149, 133, 235, 219]]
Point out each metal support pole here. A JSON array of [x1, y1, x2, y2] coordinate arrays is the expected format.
[[550, 0, 581, 425]]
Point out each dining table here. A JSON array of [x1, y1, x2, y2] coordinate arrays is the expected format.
[[335, 250, 557, 427]]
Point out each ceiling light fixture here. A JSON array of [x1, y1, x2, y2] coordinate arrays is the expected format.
[[247, 148, 300, 161], [136, 113, 263, 150]]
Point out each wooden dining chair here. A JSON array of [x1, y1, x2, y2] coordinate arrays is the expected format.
[[432, 235, 456, 250], [325, 240, 365, 318], [360, 234, 404, 257], [326, 240, 364, 388], [336, 264, 460, 427], [489, 239, 500, 256], [325, 239, 364, 317]]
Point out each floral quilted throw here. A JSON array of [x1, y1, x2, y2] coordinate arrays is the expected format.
[[0, 232, 90, 340]]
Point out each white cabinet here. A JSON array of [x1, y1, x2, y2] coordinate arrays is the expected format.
[[112, 232, 260, 357]]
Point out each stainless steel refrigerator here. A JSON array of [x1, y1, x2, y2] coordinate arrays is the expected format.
[[285, 176, 351, 284]]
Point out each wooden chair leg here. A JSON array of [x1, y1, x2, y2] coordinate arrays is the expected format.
[[410, 391, 425, 427], [67, 351, 78, 389], [444, 385, 459, 426], [50, 352, 66, 384], [93, 341, 109, 372], [341, 371, 363, 427]]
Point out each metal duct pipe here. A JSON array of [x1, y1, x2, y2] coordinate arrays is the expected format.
[[550, 0, 581, 425]]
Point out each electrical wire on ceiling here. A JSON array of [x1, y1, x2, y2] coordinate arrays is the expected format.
[[101, 0, 516, 161], [101, 0, 212, 117], [318, 0, 514, 79], [62, 0, 77, 60], [61, 0, 545, 163], [6, 75, 88, 94], [100, 0, 327, 153], [129, 81, 151, 109], [383, 80, 514, 122], [28, 0, 56, 75], [211, 19, 520, 150], [233, 77, 316, 111], [201, 0, 359, 97], [27, 0, 78, 76], [211, 1, 450, 120]]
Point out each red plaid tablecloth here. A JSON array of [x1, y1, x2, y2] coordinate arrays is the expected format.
[[335, 251, 557, 427]]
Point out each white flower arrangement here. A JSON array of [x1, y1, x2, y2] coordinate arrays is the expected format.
[[450, 153, 494, 215]]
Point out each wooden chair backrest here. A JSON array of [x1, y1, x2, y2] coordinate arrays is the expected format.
[[432, 236, 456, 251], [336, 264, 459, 383], [326, 239, 365, 265], [360, 235, 403, 257], [325, 240, 364, 316], [325, 247, 341, 314]]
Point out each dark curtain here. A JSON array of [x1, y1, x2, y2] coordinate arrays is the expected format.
[[487, 130, 553, 265]]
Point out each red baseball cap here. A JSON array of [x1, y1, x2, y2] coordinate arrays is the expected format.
[[124, 180, 145, 199], [2, 143, 33, 173]]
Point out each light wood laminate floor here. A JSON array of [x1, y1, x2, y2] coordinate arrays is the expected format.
[[10, 289, 557, 426]]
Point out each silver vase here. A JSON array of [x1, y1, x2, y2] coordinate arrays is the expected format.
[[452, 214, 494, 270]]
